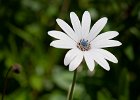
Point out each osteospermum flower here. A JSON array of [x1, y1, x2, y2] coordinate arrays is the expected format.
[[48, 11, 122, 71]]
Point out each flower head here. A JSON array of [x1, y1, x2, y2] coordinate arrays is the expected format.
[[48, 11, 122, 71], [12, 64, 21, 74]]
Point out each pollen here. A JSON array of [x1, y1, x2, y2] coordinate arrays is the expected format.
[[77, 39, 91, 51]]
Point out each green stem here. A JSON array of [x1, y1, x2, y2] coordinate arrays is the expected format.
[[2, 67, 12, 100], [67, 69, 77, 100]]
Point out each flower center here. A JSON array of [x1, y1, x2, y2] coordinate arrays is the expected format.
[[77, 39, 91, 51]]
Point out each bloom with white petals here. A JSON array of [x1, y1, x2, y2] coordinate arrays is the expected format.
[[48, 11, 122, 71]]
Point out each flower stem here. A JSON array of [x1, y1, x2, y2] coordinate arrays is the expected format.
[[67, 69, 77, 100], [2, 67, 12, 100]]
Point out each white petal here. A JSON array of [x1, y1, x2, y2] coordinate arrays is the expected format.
[[50, 40, 76, 49], [95, 49, 118, 63], [69, 51, 83, 71], [92, 40, 122, 48], [70, 12, 82, 39], [93, 31, 119, 42], [84, 51, 95, 71], [91, 50, 110, 71], [88, 17, 108, 41], [82, 11, 91, 37], [48, 31, 73, 40], [64, 48, 80, 66], [56, 18, 78, 41]]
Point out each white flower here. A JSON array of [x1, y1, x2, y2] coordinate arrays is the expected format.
[[48, 11, 122, 71]]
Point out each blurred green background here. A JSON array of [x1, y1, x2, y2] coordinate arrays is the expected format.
[[0, 0, 140, 100]]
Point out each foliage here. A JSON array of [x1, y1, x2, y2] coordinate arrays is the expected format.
[[0, 0, 140, 100]]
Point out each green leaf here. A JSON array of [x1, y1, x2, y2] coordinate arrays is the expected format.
[[97, 88, 113, 100], [118, 68, 129, 100], [52, 67, 73, 90], [48, 91, 66, 100], [30, 75, 43, 91], [124, 45, 134, 61]]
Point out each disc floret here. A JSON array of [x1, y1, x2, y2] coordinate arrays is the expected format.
[[77, 39, 91, 51]]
